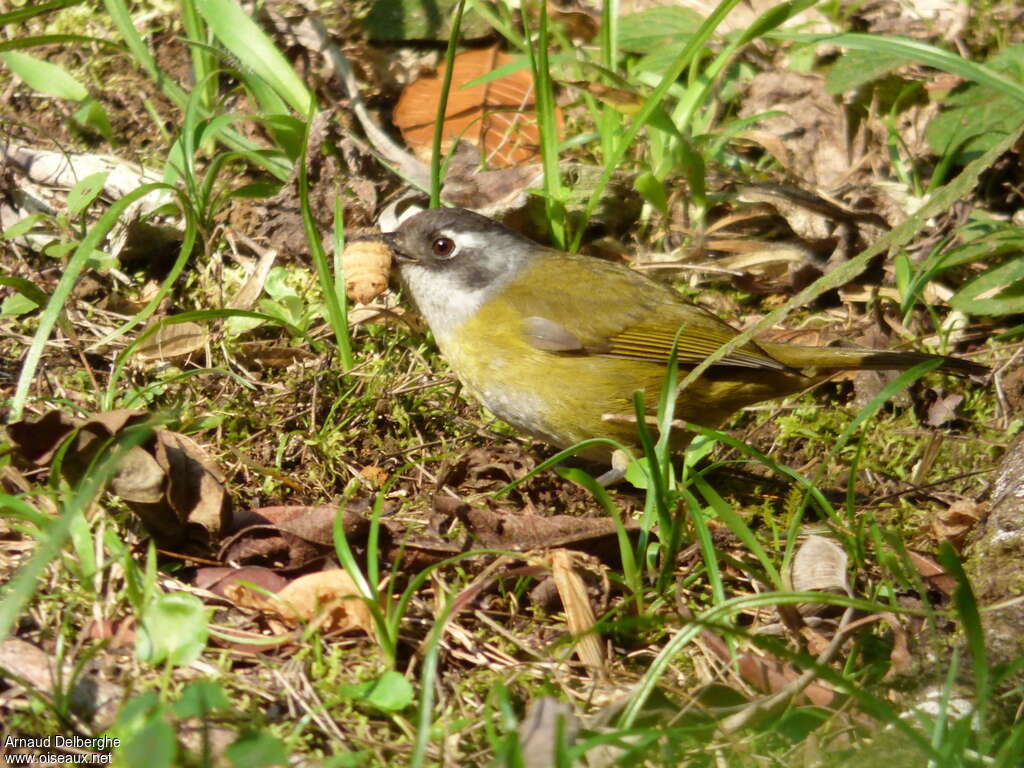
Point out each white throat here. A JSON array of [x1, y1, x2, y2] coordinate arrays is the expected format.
[[400, 265, 493, 346]]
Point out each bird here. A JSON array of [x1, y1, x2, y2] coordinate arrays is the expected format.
[[383, 207, 986, 465]]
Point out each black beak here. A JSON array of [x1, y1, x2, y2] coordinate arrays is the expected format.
[[377, 232, 418, 264]]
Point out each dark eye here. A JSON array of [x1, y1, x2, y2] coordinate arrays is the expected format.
[[431, 236, 456, 258]]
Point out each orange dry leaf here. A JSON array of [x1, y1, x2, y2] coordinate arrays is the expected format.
[[226, 568, 375, 636], [393, 47, 561, 168], [342, 238, 393, 304]]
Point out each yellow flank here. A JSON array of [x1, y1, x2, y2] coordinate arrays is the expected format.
[[437, 287, 812, 461]]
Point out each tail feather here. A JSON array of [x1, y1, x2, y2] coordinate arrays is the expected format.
[[759, 342, 987, 378]]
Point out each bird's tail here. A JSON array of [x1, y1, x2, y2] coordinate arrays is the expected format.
[[759, 342, 987, 378]]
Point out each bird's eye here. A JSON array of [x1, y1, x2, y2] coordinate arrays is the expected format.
[[431, 236, 456, 258]]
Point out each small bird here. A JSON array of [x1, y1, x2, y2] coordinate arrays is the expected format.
[[385, 208, 985, 463]]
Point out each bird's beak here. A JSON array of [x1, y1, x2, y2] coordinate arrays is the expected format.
[[379, 232, 419, 264]]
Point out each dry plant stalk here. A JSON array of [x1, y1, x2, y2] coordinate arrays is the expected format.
[[548, 549, 605, 676]]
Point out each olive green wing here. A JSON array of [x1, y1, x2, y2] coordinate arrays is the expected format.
[[506, 252, 790, 371]]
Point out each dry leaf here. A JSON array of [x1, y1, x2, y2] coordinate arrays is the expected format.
[[791, 535, 850, 594], [451, 501, 636, 558], [738, 73, 851, 188], [441, 142, 544, 216], [906, 551, 956, 596], [7, 410, 231, 550], [518, 697, 580, 768], [235, 340, 317, 369], [735, 650, 836, 708], [227, 240, 278, 311], [393, 47, 561, 168], [699, 624, 836, 707], [136, 321, 208, 361], [229, 569, 374, 636], [926, 393, 964, 427], [219, 505, 370, 570], [196, 565, 289, 597], [0, 637, 123, 730], [932, 500, 984, 553]]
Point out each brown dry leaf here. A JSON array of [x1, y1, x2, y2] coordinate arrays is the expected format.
[[698, 625, 836, 707], [228, 568, 374, 636], [195, 565, 290, 597], [7, 410, 231, 550], [437, 445, 537, 491], [739, 72, 851, 189], [136, 321, 208, 362], [852, 0, 968, 38], [564, 81, 644, 114], [906, 550, 956, 596], [450, 500, 637, 557], [791, 535, 851, 616], [219, 505, 370, 570], [441, 141, 544, 217], [234, 340, 317, 370], [227, 238, 278, 311], [346, 303, 414, 330], [108, 445, 166, 504], [735, 651, 836, 708], [114, 219, 187, 274], [393, 47, 561, 169], [82, 616, 137, 649], [0, 637, 123, 730], [926, 393, 964, 427], [875, 612, 912, 678], [548, 549, 605, 675], [549, 2, 599, 41], [149, 430, 231, 548], [517, 697, 580, 768], [932, 500, 984, 553]]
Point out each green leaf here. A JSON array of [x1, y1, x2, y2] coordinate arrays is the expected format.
[[624, 456, 650, 489], [225, 731, 289, 768], [950, 258, 1024, 316], [894, 252, 911, 309], [619, 6, 703, 53], [684, 434, 717, 468], [0, 276, 48, 311], [3, 212, 47, 240], [634, 171, 668, 215], [0, 0, 83, 26], [361, 0, 489, 41], [111, 692, 176, 768], [925, 45, 1024, 160], [323, 753, 372, 768], [196, 0, 313, 115], [136, 592, 210, 667], [72, 97, 115, 142], [826, 49, 909, 94], [173, 680, 233, 718], [1, 50, 88, 100], [341, 670, 415, 712], [263, 266, 298, 301], [66, 171, 109, 216], [120, 717, 177, 768], [224, 314, 264, 336]]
